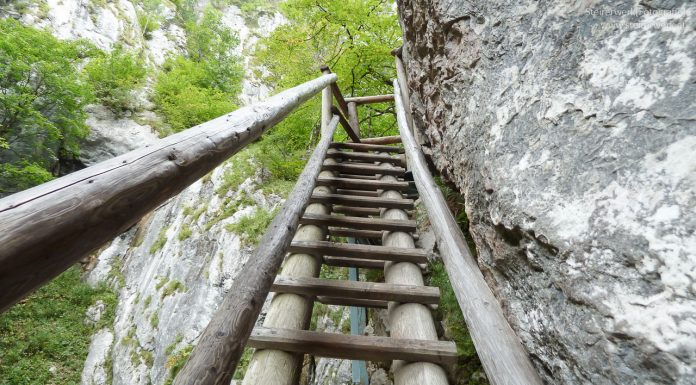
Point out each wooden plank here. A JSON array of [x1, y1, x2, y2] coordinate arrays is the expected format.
[[330, 142, 403, 153], [327, 150, 403, 165], [301, 213, 416, 232], [331, 205, 381, 217], [395, 80, 543, 385], [344, 94, 395, 105], [337, 173, 381, 180], [323, 162, 406, 177], [310, 193, 413, 209], [316, 176, 410, 191], [317, 296, 388, 309], [359, 136, 402, 145], [336, 189, 379, 197], [328, 227, 383, 239], [289, 240, 427, 264], [323, 256, 385, 269], [248, 327, 457, 366], [271, 276, 440, 305], [0, 73, 338, 315], [172, 115, 340, 385]]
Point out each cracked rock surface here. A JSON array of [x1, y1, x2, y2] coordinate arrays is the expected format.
[[396, 1, 696, 383]]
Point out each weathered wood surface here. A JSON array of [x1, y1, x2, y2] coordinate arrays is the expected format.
[[331, 106, 361, 143], [317, 296, 389, 309], [359, 135, 402, 145], [247, 327, 458, 366], [330, 142, 403, 153], [330, 205, 382, 217], [172, 115, 339, 385], [0, 73, 337, 314], [300, 213, 417, 232], [323, 162, 406, 176], [316, 176, 410, 191], [323, 256, 386, 269], [328, 227, 384, 239], [289, 241, 428, 264], [344, 94, 395, 105], [347, 101, 359, 137], [310, 193, 413, 209], [271, 276, 441, 305], [394, 81, 543, 385], [335, 188, 380, 197], [327, 149, 403, 165]]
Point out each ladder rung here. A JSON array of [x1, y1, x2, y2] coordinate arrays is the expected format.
[[332, 205, 381, 217], [310, 194, 413, 209], [316, 176, 410, 191], [272, 276, 440, 304], [301, 213, 416, 232], [338, 174, 382, 180], [289, 240, 428, 264], [330, 142, 404, 153], [317, 296, 388, 309], [336, 189, 379, 197], [323, 256, 386, 269], [323, 163, 406, 176], [248, 327, 457, 366], [327, 150, 403, 165], [328, 227, 383, 239]]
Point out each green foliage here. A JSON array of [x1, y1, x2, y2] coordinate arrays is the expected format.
[[231, 347, 254, 379], [0, 19, 95, 195], [163, 344, 193, 385], [137, 0, 163, 39], [224, 207, 276, 245], [428, 260, 488, 385], [150, 312, 159, 328], [149, 226, 169, 254], [84, 45, 147, 112], [178, 223, 192, 241], [161, 280, 186, 299], [0, 267, 117, 384], [153, 6, 243, 135], [215, 150, 257, 197]]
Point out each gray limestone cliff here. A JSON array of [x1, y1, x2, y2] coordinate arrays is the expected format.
[[396, 0, 695, 384]]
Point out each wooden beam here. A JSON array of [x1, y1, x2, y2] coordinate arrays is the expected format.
[[359, 136, 402, 145], [331, 205, 382, 217], [344, 94, 395, 105], [247, 327, 457, 366], [327, 150, 403, 165], [316, 176, 410, 191], [332, 106, 361, 143], [322, 162, 406, 176], [289, 240, 428, 264], [394, 80, 543, 385], [328, 227, 384, 239], [335, 189, 379, 197], [330, 142, 403, 153], [0, 73, 338, 314], [301, 213, 417, 232], [271, 276, 440, 305], [317, 296, 388, 309], [323, 256, 386, 269], [310, 193, 413, 209], [347, 102, 359, 138]]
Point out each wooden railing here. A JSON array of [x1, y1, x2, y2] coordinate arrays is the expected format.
[[0, 73, 339, 313]]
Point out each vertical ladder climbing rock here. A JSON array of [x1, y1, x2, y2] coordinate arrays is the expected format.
[[241, 139, 457, 384]]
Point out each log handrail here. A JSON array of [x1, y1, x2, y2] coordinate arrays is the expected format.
[[0, 73, 337, 313], [394, 79, 543, 385], [173, 115, 340, 385]]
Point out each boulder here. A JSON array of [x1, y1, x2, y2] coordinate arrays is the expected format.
[[396, 1, 696, 383]]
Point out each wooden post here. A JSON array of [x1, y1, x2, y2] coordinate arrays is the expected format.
[[320, 65, 360, 142], [321, 67, 333, 131], [348, 102, 359, 138], [392, 48, 421, 145], [394, 80, 543, 385], [379, 160, 449, 385], [0, 73, 337, 314]]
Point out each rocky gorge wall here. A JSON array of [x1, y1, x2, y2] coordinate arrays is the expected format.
[[396, 0, 695, 384]]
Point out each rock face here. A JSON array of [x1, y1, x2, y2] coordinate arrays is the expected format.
[[396, 1, 695, 384]]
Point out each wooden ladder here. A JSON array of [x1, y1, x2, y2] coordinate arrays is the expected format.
[[241, 139, 457, 383]]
